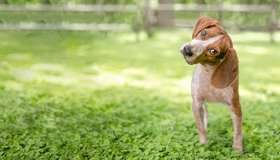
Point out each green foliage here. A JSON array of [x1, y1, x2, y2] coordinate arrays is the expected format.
[[49, 0, 68, 4], [7, 0, 40, 4], [0, 30, 280, 159]]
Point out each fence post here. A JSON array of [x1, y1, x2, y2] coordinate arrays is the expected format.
[[270, 0, 278, 44], [156, 0, 175, 29], [196, 0, 205, 18]]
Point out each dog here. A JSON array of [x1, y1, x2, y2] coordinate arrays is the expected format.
[[179, 17, 243, 153]]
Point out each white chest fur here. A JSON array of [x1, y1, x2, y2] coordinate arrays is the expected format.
[[191, 64, 234, 106]]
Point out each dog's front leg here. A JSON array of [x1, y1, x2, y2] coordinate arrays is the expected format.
[[229, 104, 243, 154], [202, 102, 208, 130], [192, 100, 208, 143]]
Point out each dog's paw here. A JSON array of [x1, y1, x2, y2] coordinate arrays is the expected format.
[[199, 138, 209, 144], [232, 143, 243, 155]]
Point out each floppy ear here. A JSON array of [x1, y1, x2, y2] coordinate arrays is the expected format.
[[211, 47, 239, 89], [192, 17, 220, 39]]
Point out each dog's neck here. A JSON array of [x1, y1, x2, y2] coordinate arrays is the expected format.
[[201, 64, 217, 75]]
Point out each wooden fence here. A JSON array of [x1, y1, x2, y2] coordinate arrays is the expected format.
[[158, 4, 272, 12], [157, 4, 278, 29], [0, 4, 138, 31], [0, 4, 278, 31], [0, 23, 130, 31], [0, 4, 137, 12]]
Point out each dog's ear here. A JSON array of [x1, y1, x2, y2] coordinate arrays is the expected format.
[[192, 17, 220, 39], [211, 46, 239, 89]]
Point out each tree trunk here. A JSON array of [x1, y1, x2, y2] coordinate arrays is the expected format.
[[146, 0, 153, 37], [270, 0, 278, 44], [156, 0, 175, 29]]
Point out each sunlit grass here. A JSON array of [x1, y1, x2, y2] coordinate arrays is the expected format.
[[0, 30, 280, 159]]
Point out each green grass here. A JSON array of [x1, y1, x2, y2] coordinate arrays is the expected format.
[[0, 29, 280, 159]]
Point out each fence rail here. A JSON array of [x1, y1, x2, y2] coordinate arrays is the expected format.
[[0, 4, 138, 31], [0, 4, 275, 13], [158, 4, 273, 13], [0, 23, 130, 31], [0, 4, 138, 12]]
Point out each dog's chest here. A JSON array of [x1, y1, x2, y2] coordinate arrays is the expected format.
[[191, 64, 234, 106]]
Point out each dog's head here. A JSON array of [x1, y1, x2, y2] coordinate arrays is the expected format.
[[180, 17, 238, 88]]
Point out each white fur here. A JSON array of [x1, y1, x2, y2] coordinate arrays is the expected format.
[[191, 35, 224, 49], [192, 64, 234, 107]]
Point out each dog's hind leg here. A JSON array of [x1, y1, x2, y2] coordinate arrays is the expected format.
[[229, 104, 243, 154]]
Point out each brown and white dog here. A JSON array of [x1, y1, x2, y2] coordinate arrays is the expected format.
[[180, 17, 243, 153]]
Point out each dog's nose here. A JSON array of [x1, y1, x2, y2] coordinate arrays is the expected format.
[[183, 46, 193, 57]]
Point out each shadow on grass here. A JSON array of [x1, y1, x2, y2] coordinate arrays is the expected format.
[[1, 79, 279, 158]]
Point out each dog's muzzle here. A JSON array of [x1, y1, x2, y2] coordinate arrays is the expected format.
[[181, 45, 193, 57], [180, 44, 196, 65]]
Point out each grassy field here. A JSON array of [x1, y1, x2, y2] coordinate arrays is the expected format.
[[0, 29, 280, 159]]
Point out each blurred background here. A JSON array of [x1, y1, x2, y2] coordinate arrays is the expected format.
[[0, 0, 279, 42]]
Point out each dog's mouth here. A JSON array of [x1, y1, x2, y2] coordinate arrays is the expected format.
[[183, 55, 196, 65], [180, 47, 198, 65], [186, 61, 195, 65]]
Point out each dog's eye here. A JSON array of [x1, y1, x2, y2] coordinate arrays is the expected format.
[[201, 30, 206, 38], [209, 48, 217, 55]]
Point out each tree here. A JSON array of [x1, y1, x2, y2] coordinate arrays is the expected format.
[[40, 0, 51, 4], [270, 0, 278, 44]]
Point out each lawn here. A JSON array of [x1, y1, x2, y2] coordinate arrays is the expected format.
[[0, 29, 280, 159]]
